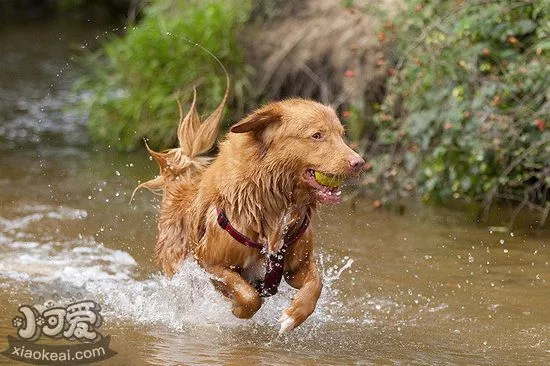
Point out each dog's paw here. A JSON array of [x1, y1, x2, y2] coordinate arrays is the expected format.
[[278, 311, 296, 335], [278, 300, 315, 335]]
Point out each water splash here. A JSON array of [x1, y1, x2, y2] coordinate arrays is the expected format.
[[0, 203, 365, 333]]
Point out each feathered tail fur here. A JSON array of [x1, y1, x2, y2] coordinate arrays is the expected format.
[[134, 81, 228, 275]]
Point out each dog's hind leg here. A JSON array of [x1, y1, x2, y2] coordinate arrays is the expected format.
[[200, 262, 262, 319]]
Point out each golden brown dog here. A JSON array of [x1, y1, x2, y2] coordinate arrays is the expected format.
[[137, 87, 364, 333]]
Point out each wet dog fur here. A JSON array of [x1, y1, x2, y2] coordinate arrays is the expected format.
[[137, 87, 364, 333]]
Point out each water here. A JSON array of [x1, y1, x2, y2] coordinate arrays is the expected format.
[[1, 20, 549, 365]]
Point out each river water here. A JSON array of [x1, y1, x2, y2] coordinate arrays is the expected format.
[[0, 20, 549, 366]]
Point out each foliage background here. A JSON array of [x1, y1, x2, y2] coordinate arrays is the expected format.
[[77, 0, 549, 224], [78, 0, 252, 150], [359, 0, 549, 225]]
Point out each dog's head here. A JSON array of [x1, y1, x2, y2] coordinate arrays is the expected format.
[[230, 99, 364, 204]]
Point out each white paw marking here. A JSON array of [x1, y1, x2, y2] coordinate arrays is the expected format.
[[278, 315, 296, 334], [278, 312, 289, 323]]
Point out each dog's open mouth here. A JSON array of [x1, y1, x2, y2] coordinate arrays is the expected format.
[[303, 169, 344, 203]]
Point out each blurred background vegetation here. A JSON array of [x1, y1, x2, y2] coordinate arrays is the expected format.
[[78, 0, 252, 150], [363, 0, 549, 226], [1, 0, 548, 225]]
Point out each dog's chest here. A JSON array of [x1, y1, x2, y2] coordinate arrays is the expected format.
[[241, 255, 267, 282]]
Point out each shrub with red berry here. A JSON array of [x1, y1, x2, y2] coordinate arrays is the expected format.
[[364, 0, 549, 225]]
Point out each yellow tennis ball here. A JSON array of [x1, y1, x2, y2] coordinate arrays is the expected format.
[[314, 171, 342, 188]]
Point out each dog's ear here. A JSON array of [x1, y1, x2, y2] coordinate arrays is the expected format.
[[230, 105, 282, 133]]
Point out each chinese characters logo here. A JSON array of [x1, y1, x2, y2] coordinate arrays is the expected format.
[[13, 300, 103, 343], [2, 299, 116, 365]]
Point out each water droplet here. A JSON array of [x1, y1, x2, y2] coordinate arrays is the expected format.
[[499, 239, 505, 244], [115, 170, 121, 176], [503, 249, 509, 253]]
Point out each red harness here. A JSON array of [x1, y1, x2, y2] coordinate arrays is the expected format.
[[216, 209, 310, 297]]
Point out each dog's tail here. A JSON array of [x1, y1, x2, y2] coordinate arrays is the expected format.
[[133, 79, 228, 276], [132, 81, 229, 197]]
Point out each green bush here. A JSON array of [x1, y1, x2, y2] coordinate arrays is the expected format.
[[78, 0, 252, 151], [365, 0, 549, 223]]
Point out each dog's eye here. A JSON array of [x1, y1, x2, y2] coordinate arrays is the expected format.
[[311, 132, 323, 140]]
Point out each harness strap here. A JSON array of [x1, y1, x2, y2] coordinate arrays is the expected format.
[[216, 210, 264, 250], [216, 208, 310, 297]]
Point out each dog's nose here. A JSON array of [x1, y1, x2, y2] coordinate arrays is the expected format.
[[349, 155, 365, 171]]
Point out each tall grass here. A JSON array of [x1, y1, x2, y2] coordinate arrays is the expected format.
[[78, 0, 252, 151]]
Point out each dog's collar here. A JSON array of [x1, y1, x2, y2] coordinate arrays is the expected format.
[[216, 208, 310, 297]]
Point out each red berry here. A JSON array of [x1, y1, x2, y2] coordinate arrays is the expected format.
[[534, 119, 545, 131], [344, 69, 356, 78]]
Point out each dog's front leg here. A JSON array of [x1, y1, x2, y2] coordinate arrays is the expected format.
[[280, 257, 322, 334], [201, 262, 262, 319]]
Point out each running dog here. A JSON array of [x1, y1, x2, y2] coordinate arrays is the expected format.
[[136, 86, 364, 333]]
